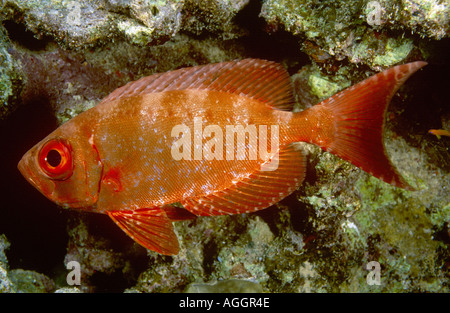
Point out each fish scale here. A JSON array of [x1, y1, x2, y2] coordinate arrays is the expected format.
[[18, 59, 426, 255]]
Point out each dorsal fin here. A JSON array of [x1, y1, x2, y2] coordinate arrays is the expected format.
[[98, 59, 295, 111]]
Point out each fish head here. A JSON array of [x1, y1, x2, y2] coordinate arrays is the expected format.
[[18, 121, 103, 209]]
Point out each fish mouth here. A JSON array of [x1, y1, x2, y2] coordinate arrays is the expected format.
[[18, 154, 93, 209], [17, 154, 55, 198], [18, 156, 38, 188]]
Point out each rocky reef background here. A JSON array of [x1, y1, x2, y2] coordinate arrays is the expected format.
[[0, 0, 448, 293]]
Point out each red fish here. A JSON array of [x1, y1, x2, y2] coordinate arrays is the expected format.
[[18, 59, 426, 255]]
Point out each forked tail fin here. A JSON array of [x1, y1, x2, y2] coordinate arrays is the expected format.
[[301, 61, 427, 190]]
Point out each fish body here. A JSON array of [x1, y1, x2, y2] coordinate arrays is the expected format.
[[18, 59, 426, 254], [428, 129, 450, 139]]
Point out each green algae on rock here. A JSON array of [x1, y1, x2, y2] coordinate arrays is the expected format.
[[306, 65, 351, 100], [0, 25, 23, 119], [184, 279, 263, 293], [182, 0, 249, 39], [0, 0, 181, 48], [0, 0, 251, 49], [8, 269, 55, 293], [0, 235, 15, 293], [1, 0, 116, 49], [260, 0, 448, 68]]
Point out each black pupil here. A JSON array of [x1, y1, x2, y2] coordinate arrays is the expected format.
[[46, 149, 62, 167]]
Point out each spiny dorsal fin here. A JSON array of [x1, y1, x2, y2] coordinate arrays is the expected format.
[[99, 59, 295, 111], [181, 143, 306, 216]]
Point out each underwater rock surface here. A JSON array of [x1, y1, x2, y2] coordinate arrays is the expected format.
[[0, 24, 23, 119], [261, 0, 449, 69], [0, 0, 448, 293]]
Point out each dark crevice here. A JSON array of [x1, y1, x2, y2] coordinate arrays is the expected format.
[[2, 20, 53, 51], [0, 95, 68, 276], [234, 0, 309, 73], [202, 239, 218, 278]]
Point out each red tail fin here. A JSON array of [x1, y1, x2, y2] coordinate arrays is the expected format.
[[302, 62, 427, 190]]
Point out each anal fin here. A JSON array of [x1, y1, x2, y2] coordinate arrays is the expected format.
[[107, 207, 179, 255], [181, 144, 306, 216]]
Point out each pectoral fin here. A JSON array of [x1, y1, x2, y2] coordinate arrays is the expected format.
[[107, 207, 179, 255]]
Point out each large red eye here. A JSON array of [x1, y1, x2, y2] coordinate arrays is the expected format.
[[38, 139, 73, 180]]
